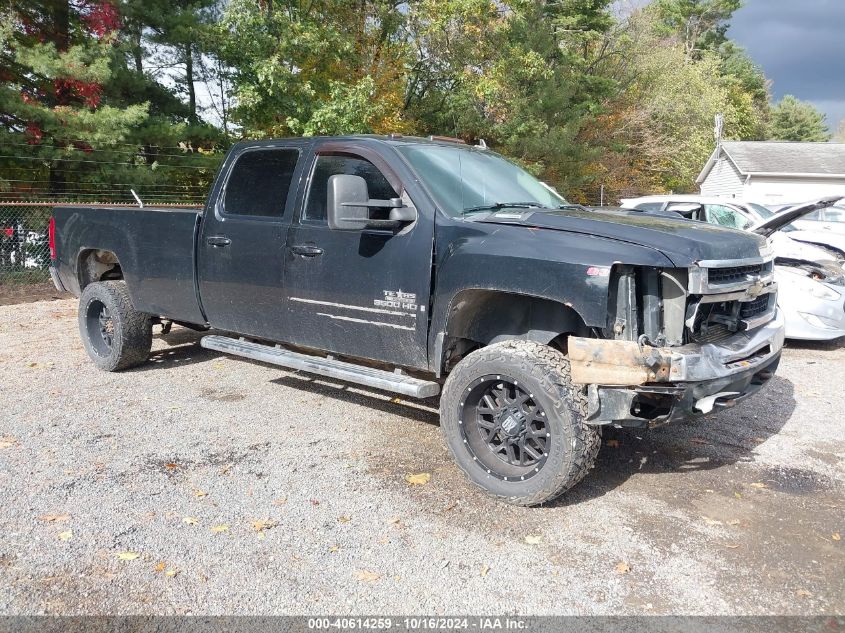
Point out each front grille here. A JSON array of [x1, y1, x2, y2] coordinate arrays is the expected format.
[[740, 295, 770, 319], [708, 264, 763, 285]]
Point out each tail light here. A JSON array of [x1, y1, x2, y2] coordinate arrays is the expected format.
[[48, 216, 56, 260]]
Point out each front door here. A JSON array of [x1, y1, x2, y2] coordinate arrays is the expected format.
[[198, 142, 309, 341], [283, 147, 434, 369]]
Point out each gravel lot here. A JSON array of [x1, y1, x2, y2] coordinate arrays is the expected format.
[[0, 297, 843, 615]]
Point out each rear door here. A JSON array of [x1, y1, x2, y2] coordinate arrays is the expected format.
[[282, 142, 434, 369], [198, 141, 310, 341]]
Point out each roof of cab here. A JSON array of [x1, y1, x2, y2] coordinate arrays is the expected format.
[[233, 134, 478, 149]]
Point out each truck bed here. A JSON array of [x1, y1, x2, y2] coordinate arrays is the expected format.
[[52, 205, 205, 325]]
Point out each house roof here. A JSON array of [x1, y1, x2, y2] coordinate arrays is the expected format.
[[696, 141, 845, 184]]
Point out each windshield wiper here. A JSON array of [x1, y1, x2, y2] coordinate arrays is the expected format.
[[461, 202, 545, 215]]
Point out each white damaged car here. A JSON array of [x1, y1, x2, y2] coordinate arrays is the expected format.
[[621, 196, 845, 341], [751, 199, 845, 341]]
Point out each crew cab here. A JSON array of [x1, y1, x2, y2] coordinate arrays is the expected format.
[[50, 135, 785, 505]]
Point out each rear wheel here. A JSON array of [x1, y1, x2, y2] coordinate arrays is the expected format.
[[439, 340, 600, 506], [78, 281, 152, 371]]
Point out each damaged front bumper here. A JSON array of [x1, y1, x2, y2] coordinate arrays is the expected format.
[[569, 310, 785, 427]]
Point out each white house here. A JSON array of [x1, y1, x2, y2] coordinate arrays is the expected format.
[[696, 141, 845, 204]]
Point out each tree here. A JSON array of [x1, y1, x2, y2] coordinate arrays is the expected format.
[[0, 1, 149, 193], [768, 95, 831, 142], [216, 0, 410, 138], [651, 0, 742, 60], [404, 0, 617, 192], [576, 8, 748, 196]]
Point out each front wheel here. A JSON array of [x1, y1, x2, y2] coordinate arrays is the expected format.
[[78, 281, 152, 371], [439, 340, 601, 506]]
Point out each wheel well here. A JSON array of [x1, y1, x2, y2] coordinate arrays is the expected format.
[[440, 290, 589, 373], [78, 249, 123, 290]]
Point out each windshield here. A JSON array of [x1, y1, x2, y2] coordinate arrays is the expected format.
[[396, 144, 568, 216]]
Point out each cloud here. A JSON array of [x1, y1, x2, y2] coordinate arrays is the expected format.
[[728, 0, 845, 127]]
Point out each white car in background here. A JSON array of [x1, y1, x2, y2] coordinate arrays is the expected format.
[[787, 204, 845, 235], [620, 195, 845, 341], [767, 204, 845, 259]]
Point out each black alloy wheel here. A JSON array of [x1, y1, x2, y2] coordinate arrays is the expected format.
[[459, 375, 550, 481]]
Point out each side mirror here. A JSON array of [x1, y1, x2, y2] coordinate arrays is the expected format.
[[327, 174, 416, 231]]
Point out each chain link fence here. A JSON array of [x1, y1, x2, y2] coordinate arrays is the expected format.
[[0, 203, 52, 286]]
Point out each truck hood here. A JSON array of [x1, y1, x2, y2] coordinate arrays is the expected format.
[[749, 195, 843, 237], [474, 206, 767, 267]]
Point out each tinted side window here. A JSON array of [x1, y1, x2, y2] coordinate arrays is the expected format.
[[223, 149, 299, 217], [304, 154, 398, 223]]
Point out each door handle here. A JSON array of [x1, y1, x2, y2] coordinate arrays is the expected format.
[[290, 244, 324, 257], [207, 236, 231, 247]]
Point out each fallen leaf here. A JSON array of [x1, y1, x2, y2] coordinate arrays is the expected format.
[[726, 520, 741, 526], [405, 473, 431, 486], [337, 515, 352, 523], [734, 492, 742, 499], [182, 517, 199, 526], [0, 437, 17, 449], [387, 516, 401, 525], [390, 396, 402, 403], [724, 543, 741, 549], [28, 362, 39, 368], [328, 544, 340, 553], [164, 463, 179, 470], [355, 570, 380, 583], [832, 533, 841, 541], [40, 513, 70, 523], [212, 362, 225, 370], [116, 552, 140, 561], [524, 535, 543, 545], [251, 519, 277, 532], [309, 499, 320, 506], [154, 562, 167, 573], [193, 489, 208, 498], [165, 568, 179, 577], [480, 565, 490, 577], [606, 439, 620, 448], [211, 524, 229, 533], [615, 562, 631, 574], [273, 497, 288, 506], [796, 589, 812, 598], [749, 482, 767, 489], [57, 530, 73, 541]]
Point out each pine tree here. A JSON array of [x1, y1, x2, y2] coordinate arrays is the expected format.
[[0, 1, 149, 194], [768, 95, 831, 142]]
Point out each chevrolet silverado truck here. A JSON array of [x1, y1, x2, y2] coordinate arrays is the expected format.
[[49, 135, 785, 505]]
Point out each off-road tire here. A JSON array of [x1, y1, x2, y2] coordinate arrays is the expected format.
[[440, 340, 601, 506], [78, 281, 152, 371]]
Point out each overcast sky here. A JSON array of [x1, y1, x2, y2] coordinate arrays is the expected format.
[[727, 0, 844, 132]]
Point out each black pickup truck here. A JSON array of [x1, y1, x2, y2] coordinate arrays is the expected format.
[[50, 135, 785, 505]]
